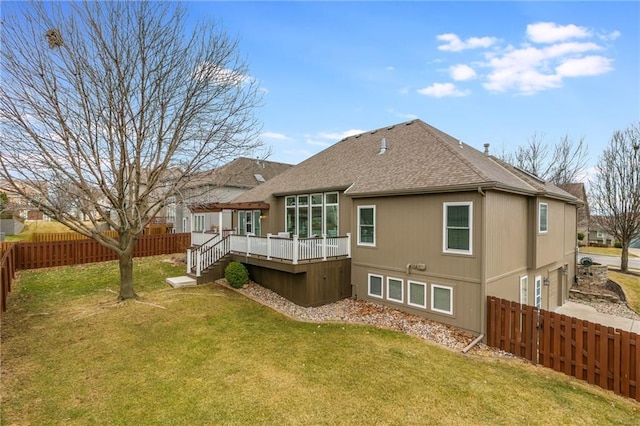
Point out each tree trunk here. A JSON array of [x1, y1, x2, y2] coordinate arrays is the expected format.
[[118, 233, 137, 300], [621, 243, 629, 273]]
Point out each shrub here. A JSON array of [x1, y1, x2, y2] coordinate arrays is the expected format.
[[614, 241, 622, 249], [577, 232, 585, 241], [224, 261, 249, 288]]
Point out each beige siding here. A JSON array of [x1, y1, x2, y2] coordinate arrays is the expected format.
[[535, 198, 567, 268], [351, 192, 482, 333]]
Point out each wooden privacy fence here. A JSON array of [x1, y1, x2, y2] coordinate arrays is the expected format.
[[0, 233, 191, 312], [487, 296, 640, 402]]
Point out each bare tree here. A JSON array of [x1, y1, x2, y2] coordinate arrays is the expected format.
[[590, 122, 640, 272], [0, 2, 263, 299], [501, 132, 588, 185]]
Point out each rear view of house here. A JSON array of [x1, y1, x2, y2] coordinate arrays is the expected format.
[[187, 120, 580, 335]]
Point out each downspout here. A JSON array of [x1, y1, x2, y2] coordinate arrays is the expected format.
[[478, 186, 487, 341], [462, 334, 485, 354]]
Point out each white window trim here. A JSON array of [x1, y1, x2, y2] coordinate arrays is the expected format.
[[520, 276, 529, 305], [538, 202, 548, 234], [431, 284, 453, 315], [368, 273, 384, 299], [357, 205, 376, 247], [386, 277, 404, 303], [443, 202, 473, 255], [408, 280, 427, 309], [534, 275, 542, 309]]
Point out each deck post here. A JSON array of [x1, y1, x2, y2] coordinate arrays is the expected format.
[[186, 247, 192, 273], [292, 235, 299, 265], [322, 234, 327, 260], [246, 234, 251, 257], [266, 233, 272, 260], [196, 250, 202, 277], [346, 233, 352, 258]]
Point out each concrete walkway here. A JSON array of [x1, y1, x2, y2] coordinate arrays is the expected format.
[[554, 301, 640, 333]]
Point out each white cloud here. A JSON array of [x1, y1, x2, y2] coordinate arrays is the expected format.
[[306, 139, 332, 147], [261, 132, 288, 140], [556, 55, 613, 77], [387, 108, 418, 120], [450, 64, 477, 81], [317, 129, 365, 140], [417, 83, 470, 98], [399, 87, 410, 95], [437, 33, 497, 52], [527, 22, 592, 44], [599, 30, 621, 41]]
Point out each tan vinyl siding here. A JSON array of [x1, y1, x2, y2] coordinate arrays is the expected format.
[[350, 192, 482, 334], [535, 198, 567, 269]]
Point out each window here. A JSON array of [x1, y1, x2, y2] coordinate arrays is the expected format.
[[325, 193, 339, 237], [538, 203, 548, 233], [284, 192, 339, 237], [431, 284, 453, 315], [520, 276, 529, 305], [358, 206, 375, 246], [408, 281, 427, 308], [194, 214, 205, 232], [443, 202, 472, 254], [534, 276, 542, 309], [238, 210, 262, 235], [387, 277, 403, 303], [368, 274, 383, 298]]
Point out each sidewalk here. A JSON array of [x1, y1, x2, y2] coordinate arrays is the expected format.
[[554, 301, 640, 333]]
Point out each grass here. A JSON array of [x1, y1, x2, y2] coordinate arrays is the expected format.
[[4, 220, 77, 242], [580, 246, 639, 258], [2, 257, 639, 424], [610, 270, 640, 314]]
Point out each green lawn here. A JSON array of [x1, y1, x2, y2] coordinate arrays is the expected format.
[[580, 246, 639, 258], [610, 270, 640, 314], [2, 256, 639, 424]]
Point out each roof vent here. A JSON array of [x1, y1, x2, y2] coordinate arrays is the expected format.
[[483, 143, 490, 155], [379, 138, 387, 155], [254, 174, 265, 183]]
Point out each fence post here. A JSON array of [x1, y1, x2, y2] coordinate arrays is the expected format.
[[186, 248, 192, 274], [322, 234, 327, 261], [292, 235, 298, 265], [266, 234, 272, 260], [346, 233, 352, 258]]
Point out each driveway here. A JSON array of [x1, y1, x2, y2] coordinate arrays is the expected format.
[[555, 302, 640, 333]]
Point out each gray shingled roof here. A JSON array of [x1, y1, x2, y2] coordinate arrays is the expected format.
[[184, 157, 293, 190], [232, 120, 579, 203]]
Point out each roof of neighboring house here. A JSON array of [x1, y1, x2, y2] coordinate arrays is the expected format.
[[232, 119, 580, 203], [184, 157, 294, 190], [558, 182, 590, 229]]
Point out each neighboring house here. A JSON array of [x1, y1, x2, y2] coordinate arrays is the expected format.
[[166, 157, 292, 242], [0, 179, 49, 220], [187, 119, 581, 336], [558, 183, 589, 245], [588, 216, 616, 247]]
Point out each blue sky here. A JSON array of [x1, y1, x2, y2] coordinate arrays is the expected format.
[[189, 1, 639, 173]]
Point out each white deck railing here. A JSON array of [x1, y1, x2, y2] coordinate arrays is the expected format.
[[187, 233, 351, 277], [230, 233, 351, 264]]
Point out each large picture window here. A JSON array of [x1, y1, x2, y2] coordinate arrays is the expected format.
[[358, 205, 375, 246], [538, 202, 548, 233], [443, 202, 472, 254], [284, 192, 339, 238]]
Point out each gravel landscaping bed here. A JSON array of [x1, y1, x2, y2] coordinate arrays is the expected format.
[[225, 281, 513, 358], [571, 298, 640, 321]]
